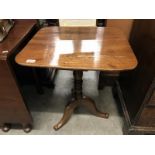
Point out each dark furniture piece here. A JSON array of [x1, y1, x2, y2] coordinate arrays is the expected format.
[[0, 19, 15, 42], [16, 27, 137, 130], [117, 19, 155, 134], [0, 20, 38, 132]]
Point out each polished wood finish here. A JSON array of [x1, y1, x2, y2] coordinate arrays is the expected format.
[[107, 19, 133, 39], [16, 27, 137, 130], [117, 20, 155, 134], [0, 20, 37, 58], [53, 71, 109, 130], [16, 27, 137, 71], [0, 20, 37, 132], [98, 20, 134, 90]]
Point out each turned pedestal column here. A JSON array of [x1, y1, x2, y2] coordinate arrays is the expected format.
[[53, 70, 109, 130]]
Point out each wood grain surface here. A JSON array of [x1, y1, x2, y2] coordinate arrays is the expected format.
[[0, 20, 37, 60], [16, 27, 137, 71]]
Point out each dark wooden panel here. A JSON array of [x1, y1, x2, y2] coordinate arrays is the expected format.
[[147, 90, 155, 107], [15, 27, 137, 71], [0, 20, 38, 131], [120, 19, 155, 121], [118, 19, 155, 134], [137, 107, 155, 127], [0, 60, 32, 124]]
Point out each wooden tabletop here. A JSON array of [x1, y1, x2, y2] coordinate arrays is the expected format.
[[0, 20, 37, 60], [15, 27, 137, 71]]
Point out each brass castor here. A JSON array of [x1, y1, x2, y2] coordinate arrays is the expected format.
[[2, 124, 11, 132], [23, 124, 32, 133]]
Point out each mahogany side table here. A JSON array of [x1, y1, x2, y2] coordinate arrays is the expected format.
[[15, 27, 137, 130]]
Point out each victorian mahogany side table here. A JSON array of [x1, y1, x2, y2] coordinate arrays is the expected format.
[[15, 27, 137, 130]]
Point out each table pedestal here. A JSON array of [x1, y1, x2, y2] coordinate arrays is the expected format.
[[53, 70, 109, 130]]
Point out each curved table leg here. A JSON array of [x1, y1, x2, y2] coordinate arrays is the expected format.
[[81, 97, 109, 118], [53, 70, 109, 131], [53, 99, 78, 130]]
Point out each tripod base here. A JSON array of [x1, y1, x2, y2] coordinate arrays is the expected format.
[[53, 70, 109, 130]]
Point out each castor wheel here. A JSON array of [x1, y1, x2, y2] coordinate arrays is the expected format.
[[23, 124, 32, 133], [2, 124, 11, 132]]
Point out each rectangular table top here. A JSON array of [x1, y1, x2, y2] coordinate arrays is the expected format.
[[15, 27, 137, 71]]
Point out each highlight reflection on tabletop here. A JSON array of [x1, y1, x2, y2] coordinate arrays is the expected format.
[[15, 27, 137, 71]]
